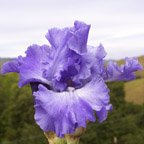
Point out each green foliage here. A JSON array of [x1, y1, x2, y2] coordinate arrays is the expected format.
[[0, 74, 47, 144], [107, 81, 125, 108]]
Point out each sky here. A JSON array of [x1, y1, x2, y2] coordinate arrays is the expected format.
[[0, 0, 144, 59]]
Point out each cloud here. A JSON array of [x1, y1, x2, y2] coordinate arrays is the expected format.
[[0, 0, 144, 59]]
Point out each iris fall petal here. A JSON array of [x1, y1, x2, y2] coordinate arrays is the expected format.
[[33, 77, 112, 137]]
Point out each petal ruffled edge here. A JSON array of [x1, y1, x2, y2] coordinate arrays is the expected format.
[[33, 84, 95, 137], [105, 57, 143, 82], [1, 58, 20, 74], [76, 77, 112, 122], [68, 21, 90, 54], [33, 77, 112, 137], [18, 44, 50, 87]]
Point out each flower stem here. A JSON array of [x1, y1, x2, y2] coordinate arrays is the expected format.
[[44, 132, 67, 144], [65, 135, 80, 144], [44, 127, 85, 144]]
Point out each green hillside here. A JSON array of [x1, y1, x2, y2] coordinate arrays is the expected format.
[[136, 56, 144, 78], [125, 78, 144, 105]]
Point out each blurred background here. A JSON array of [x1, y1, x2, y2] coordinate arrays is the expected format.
[[0, 0, 144, 143]]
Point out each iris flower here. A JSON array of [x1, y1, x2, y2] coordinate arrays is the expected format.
[[1, 21, 142, 138]]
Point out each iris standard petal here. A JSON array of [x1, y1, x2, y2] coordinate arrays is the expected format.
[[43, 21, 91, 89], [44, 27, 72, 84], [95, 44, 107, 59], [66, 44, 107, 87], [90, 44, 107, 78], [105, 57, 143, 82], [71, 53, 94, 86], [68, 21, 90, 54], [33, 77, 111, 137], [45, 28, 69, 49]]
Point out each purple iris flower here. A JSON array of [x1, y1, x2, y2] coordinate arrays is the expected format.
[[1, 21, 142, 137]]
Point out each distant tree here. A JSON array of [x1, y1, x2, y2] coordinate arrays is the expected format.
[[0, 74, 47, 144]]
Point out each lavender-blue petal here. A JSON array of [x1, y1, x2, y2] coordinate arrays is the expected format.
[[43, 21, 91, 89], [33, 77, 111, 137], [76, 77, 112, 122], [90, 44, 107, 78], [1, 59, 19, 74], [45, 28, 69, 49], [44, 27, 71, 83], [72, 44, 107, 85], [71, 52, 94, 85], [68, 21, 90, 54], [34, 85, 95, 137], [105, 57, 143, 81], [18, 44, 50, 87], [95, 44, 107, 59]]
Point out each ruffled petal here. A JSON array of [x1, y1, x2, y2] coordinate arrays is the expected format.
[[45, 28, 69, 49], [33, 77, 111, 137], [71, 53, 94, 86], [18, 44, 50, 87], [95, 44, 107, 59], [90, 44, 107, 78], [105, 57, 143, 82], [34, 85, 95, 137], [1, 59, 20, 74], [76, 77, 112, 122], [68, 21, 90, 54], [43, 21, 91, 90], [67, 44, 107, 87], [44, 27, 72, 86]]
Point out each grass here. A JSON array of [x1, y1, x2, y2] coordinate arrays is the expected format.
[[124, 78, 144, 105], [136, 56, 144, 78]]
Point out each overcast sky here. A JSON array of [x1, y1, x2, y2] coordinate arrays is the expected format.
[[0, 0, 144, 59]]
